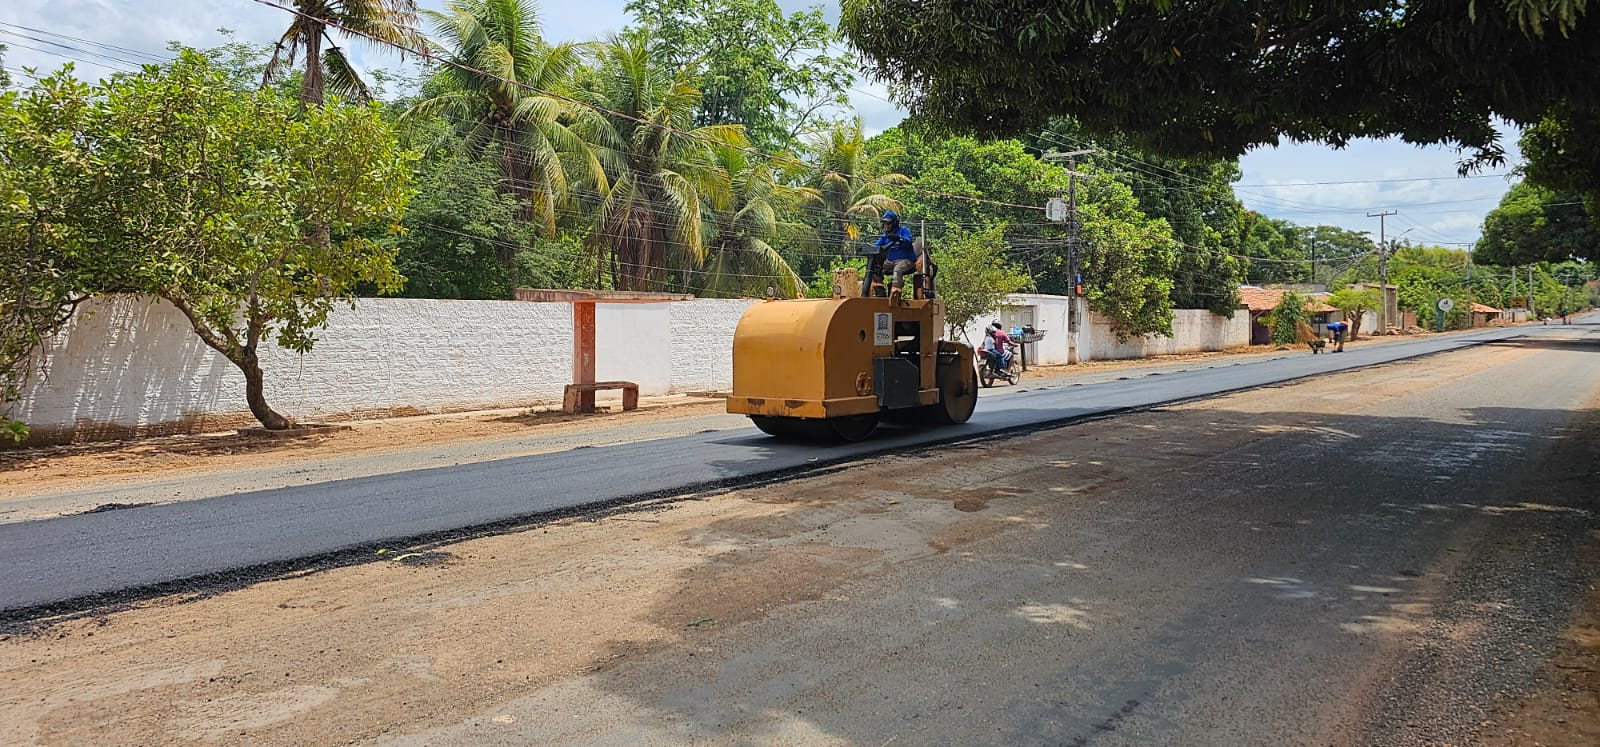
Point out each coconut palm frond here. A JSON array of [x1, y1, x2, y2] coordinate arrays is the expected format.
[[322, 46, 372, 103]]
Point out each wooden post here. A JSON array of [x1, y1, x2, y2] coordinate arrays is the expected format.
[[573, 301, 597, 413]]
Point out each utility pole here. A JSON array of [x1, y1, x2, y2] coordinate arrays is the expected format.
[[1307, 236, 1319, 286], [1529, 265, 1536, 318], [1511, 266, 1519, 311], [1368, 210, 1397, 331], [1043, 147, 1093, 363]]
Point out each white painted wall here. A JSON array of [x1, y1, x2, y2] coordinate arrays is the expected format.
[[596, 302, 673, 396], [668, 299, 759, 394], [1082, 309, 1250, 361], [14, 293, 1250, 443], [974, 295, 1248, 363]]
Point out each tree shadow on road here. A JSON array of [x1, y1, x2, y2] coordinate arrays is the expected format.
[[530, 402, 1600, 746]]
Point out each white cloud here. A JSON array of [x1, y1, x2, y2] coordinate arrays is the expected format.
[[1237, 127, 1524, 244]]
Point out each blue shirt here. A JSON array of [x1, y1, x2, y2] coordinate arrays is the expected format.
[[875, 226, 917, 262]]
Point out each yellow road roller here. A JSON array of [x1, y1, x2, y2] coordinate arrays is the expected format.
[[726, 296, 979, 441]]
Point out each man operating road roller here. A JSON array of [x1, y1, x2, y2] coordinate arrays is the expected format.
[[870, 210, 918, 301]]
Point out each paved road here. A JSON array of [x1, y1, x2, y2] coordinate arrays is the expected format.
[[390, 322, 1600, 746], [0, 342, 1328, 517], [0, 322, 1581, 614]]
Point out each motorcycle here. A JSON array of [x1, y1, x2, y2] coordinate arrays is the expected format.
[[978, 341, 1021, 387]]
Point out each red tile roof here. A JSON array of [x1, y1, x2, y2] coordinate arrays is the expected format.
[[1469, 302, 1501, 314], [1238, 287, 1337, 313]]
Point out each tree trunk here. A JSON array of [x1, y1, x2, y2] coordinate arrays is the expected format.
[[164, 294, 294, 430], [300, 27, 325, 106], [239, 348, 293, 430]]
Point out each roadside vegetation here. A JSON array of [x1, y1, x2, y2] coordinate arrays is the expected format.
[[2, 0, 1597, 438]]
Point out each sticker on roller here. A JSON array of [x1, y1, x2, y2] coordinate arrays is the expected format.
[[874, 313, 892, 346]]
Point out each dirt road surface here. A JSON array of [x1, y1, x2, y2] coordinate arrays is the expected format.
[[3, 327, 1599, 744]]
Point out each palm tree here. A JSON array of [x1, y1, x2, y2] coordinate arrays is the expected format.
[[806, 118, 909, 256], [698, 144, 817, 298], [263, 0, 425, 105], [578, 33, 741, 292], [405, 0, 604, 273]]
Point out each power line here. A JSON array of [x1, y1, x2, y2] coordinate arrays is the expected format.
[[1233, 173, 1514, 187]]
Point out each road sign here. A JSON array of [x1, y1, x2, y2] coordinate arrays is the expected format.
[[1045, 198, 1069, 222], [1436, 297, 1454, 312]]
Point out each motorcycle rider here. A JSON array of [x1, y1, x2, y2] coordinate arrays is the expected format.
[[989, 321, 1014, 369], [979, 326, 1003, 373]]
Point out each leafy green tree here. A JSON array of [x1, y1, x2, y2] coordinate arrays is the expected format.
[[874, 126, 1178, 335], [1326, 286, 1379, 340], [1238, 213, 1307, 284], [408, 0, 601, 249], [874, 129, 1072, 289], [1265, 291, 1310, 347], [698, 143, 815, 298], [1298, 225, 1376, 285], [1388, 245, 1473, 327], [0, 69, 104, 442], [1520, 105, 1600, 214], [579, 33, 738, 291], [626, 0, 853, 151], [98, 52, 415, 429], [264, 0, 425, 105], [0, 43, 11, 89], [391, 149, 530, 298], [1076, 174, 1179, 338], [1477, 182, 1599, 265], [1031, 119, 1242, 314], [934, 224, 1033, 339], [841, 0, 1599, 169]]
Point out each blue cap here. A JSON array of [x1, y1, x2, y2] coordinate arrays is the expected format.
[[881, 210, 899, 222]]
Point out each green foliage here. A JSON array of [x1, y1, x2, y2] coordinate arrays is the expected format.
[[1030, 120, 1250, 314], [1387, 245, 1475, 327], [934, 224, 1033, 338], [1075, 175, 1179, 339], [1238, 215, 1307, 284], [1326, 287, 1379, 340], [1298, 225, 1377, 284], [840, 0, 1600, 168], [578, 33, 742, 292], [1477, 182, 1599, 265], [697, 143, 815, 298], [1520, 105, 1600, 215], [516, 232, 600, 290], [0, 69, 103, 442], [805, 118, 907, 260], [96, 51, 415, 428], [627, 0, 853, 152], [804, 257, 868, 298], [0, 43, 11, 89], [391, 149, 530, 298], [408, 0, 601, 242], [1265, 291, 1310, 347], [876, 129, 1074, 290]]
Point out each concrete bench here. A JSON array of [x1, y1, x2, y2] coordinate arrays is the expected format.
[[563, 381, 639, 414]]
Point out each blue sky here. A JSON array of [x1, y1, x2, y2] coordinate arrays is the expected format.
[[2, 0, 1517, 245]]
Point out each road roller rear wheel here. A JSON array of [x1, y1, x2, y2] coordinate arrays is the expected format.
[[750, 412, 881, 442]]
